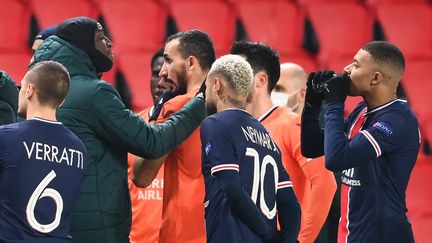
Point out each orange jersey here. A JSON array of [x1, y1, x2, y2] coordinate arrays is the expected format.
[[128, 106, 165, 243], [260, 106, 336, 243], [157, 90, 206, 243]]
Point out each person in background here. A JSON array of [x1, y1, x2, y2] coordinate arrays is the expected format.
[[0, 71, 18, 125], [127, 48, 172, 243], [201, 54, 301, 242], [232, 41, 336, 243], [32, 25, 57, 53], [0, 61, 87, 242], [133, 29, 215, 243], [301, 41, 419, 243], [32, 17, 206, 243], [271, 63, 307, 115], [273, 62, 341, 243]]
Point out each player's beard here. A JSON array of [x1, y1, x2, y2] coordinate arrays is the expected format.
[[171, 66, 188, 96], [205, 101, 217, 116]]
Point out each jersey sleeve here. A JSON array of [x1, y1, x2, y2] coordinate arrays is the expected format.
[[91, 83, 205, 159], [359, 109, 419, 157], [276, 162, 301, 242], [200, 117, 239, 175], [301, 104, 324, 158], [324, 103, 419, 171]]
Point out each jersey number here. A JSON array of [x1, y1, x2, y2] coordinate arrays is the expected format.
[[246, 147, 278, 219], [26, 170, 64, 233]]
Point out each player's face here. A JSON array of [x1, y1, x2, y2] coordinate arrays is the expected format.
[[205, 76, 217, 115], [94, 29, 113, 61], [17, 73, 31, 118], [272, 77, 301, 109], [344, 49, 376, 96], [160, 39, 188, 95], [150, 56, 167, 106]]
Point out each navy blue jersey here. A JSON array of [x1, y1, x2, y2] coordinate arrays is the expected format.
[[323, 99, 420, 243], [0, 118, 87, 242], [201, 109, 295, 243]]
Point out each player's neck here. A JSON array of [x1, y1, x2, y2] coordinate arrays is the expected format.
[[363, 90, 397, 110], [217, 93, 246, 112], [26, 106, 57, 121], [246, 93, 273, 119], [187, 71, 207, 93]]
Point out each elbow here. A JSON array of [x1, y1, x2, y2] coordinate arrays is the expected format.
[[132, 175, 152, 188], [324, 156, 344, 172]]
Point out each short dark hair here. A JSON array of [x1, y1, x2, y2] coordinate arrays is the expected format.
[[231, 41, 280, 93], [151, 48, 164, 69], [362, 41, 405, 74], [28, 61, 70, 108], [166, 29, 216, 70]]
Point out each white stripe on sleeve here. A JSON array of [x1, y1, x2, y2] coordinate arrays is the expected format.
[[360, 130, 382, 157], [211, 164, 239, 175], [277, 181, 293, 190]]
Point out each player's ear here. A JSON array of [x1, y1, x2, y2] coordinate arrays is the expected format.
[[255, 71, 268, 89], [26, 83, 35, 99], [187, 56, 198, 71], [214, 77, 222, 93], [371, 71, 383, 85]]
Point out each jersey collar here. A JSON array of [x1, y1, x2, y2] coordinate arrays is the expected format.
[[365, 99, 407, 115]]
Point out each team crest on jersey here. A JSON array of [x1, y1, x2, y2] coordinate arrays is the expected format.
[[205, 143, 212, 155], [372, 121, 393, 136]]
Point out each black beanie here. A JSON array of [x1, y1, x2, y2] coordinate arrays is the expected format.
[[55, 17, 113, 73]]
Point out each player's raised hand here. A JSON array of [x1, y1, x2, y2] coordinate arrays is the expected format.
[[323, 73, 350, 103], [148, 90, 174, 122], [305, 70, 334, 108]]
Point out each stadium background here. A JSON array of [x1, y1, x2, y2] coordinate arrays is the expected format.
[[0, 0, 431, 242]]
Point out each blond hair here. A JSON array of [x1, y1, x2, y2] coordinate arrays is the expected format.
[[208, 54, 253, 96]]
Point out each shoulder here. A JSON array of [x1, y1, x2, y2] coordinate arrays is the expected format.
[[264, 107, 300, 128]]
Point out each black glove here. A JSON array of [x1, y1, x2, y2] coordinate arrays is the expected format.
[[195, 79, 206, 99], [305, 70, 334, 108], [148, 90, 174, 122], [322, 73, 350, 103]]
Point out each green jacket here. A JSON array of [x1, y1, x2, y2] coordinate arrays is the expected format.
[[0, 71, 18, 125], [33, 36, 205, 243]]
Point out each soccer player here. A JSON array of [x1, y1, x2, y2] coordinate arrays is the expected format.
[[201, 54, 301, 243], [133, 30, 215, 243], [127, 48, 171, 243], [0, 61, 87, 242], [301, 41, 420, 243], [232, 41, 336, 243], [271, 63, 307, 114]]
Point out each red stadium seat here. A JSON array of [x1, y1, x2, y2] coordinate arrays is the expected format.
[[0, 52, 32, 86], [376, 3, 432, 58], [401, 59, 432, 124], [100, 0, 167, 54], [306, 2, 373, 66], [407, 155, 432, 243], [0, 0, 31, 51], [367, 0, 430, 8], [169, 0, 236, 55], [117, 52, 154, 112], [30, 0, 99, 29], [235, 0, 306, 55]]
